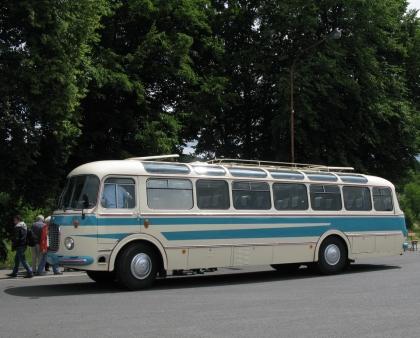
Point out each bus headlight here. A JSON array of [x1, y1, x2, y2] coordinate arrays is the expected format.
[[64, 237, 74, 250]]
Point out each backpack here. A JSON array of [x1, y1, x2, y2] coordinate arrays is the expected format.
[[26, 228, 38, 247]]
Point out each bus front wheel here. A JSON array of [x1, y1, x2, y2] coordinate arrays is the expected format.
[[116, 242, 158, 290], [315, 237, 347, 275]]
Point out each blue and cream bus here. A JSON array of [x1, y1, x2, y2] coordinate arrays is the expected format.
[[47, 155, 407, 290]]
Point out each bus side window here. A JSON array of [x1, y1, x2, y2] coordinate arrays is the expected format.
[[102, 177, 136, 209], [147, 179, 193, 210], [310, 185, 342, 211], [196, 180, 230, 210], [373, 187, 393, 211], [343, 186, 372, 211], [273, 183, 308, 211], [232, 182, 270, 210]]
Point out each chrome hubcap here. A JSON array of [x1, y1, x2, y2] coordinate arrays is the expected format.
[[130, 253, 152, 280], [324, 244, 340, 266]]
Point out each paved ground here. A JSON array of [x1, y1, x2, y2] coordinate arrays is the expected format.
[[1, 243, 418, 280], [0, 267, 86, 279], [1, 251, 419, 338]]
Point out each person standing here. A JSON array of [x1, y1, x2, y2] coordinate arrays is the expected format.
[[31, 215, 46, 274], [102, 184, 132, 208], [7, 215, 34, 278], [44, 216, 62, 275]]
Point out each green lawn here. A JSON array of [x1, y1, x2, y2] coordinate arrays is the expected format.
[[0, 242, 33, 269]]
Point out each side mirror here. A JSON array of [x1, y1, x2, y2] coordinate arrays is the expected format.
[[82, 194, 89, 220], [83, 194, 89, 209]]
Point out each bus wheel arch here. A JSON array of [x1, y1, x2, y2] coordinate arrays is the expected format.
[[313, 232, 350, 275], [109, 235, 167, 273], [115, 241, 160, 290]]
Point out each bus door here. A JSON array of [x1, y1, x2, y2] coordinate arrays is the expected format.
[[97, 176, 140, 244]]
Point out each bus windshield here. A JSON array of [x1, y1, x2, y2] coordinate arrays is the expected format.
[[57, 175, 100, 210]]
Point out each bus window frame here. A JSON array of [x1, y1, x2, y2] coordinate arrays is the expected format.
[[102, 177, 136, 209], [273, 183, 309, 211], [146, 178, 193, 210], [310, 184, 342, 211]]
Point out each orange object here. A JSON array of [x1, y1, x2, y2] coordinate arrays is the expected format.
[[40, 225, 49, 253]]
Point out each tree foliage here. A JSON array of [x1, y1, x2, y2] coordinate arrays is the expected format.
[[65, 0, 223, 170], [0, 0, 109, 245], [2, 0, 420, 257], [193, 0, 420, 184]]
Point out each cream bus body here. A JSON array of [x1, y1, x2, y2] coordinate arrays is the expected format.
[[47, 156, 407, 290]]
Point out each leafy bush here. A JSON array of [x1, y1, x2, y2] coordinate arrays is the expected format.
[[403, 207, 416, 230]]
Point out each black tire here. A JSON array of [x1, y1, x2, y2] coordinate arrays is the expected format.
[[86, 270, 116, 284], [115, 242, 158, 290], [314, 236, 347, 275], [270, 263, 301, 273]]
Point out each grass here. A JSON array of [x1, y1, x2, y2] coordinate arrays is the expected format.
[[0, 241, 33, 269]]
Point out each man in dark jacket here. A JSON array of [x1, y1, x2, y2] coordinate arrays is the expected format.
[[6, 215, 34, 278]]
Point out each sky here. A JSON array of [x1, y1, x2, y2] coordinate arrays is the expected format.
[[408, 0, 420, 10]]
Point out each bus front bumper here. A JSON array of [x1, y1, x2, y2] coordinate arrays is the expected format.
[[47, 253, 94, 266]]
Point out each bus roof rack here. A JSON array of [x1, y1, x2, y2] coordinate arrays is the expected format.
[[208, 158, 354, 172], [125, 154, 180, 161]]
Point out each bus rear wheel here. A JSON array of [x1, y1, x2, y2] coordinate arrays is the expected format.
[[116, 242, 158, 290], [86, 270, 116, 284], [314, 236, 347, 275]]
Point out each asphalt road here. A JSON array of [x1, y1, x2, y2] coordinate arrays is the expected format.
[[1, 251, 419, 338]]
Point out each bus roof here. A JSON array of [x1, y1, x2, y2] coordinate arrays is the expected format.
[[67, 156, 394, 187]]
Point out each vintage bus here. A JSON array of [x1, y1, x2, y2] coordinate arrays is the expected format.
[[47, 155, 407, 290]]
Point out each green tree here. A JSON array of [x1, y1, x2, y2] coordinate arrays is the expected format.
[[195, 0, 420, 184], [0, 0, 109, 251], [402, 182, 420, 219], [66, 0, 222, 169]]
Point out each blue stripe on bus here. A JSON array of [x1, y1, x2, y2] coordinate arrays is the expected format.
[[160, 217, 406, 240], [52, 215, 407, 240], [161, 226, 330, 240], [52, 215, 139, 226], [52, 215, 406, 226], [144, 216, 404, 227], [74, 233, 132, 240]]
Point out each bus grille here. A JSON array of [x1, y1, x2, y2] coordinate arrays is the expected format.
[[48, 223, 61, 253]]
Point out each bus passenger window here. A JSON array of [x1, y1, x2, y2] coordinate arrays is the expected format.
[[102, 178, 136, 209], [273, 183, 308, 211], [232, 182, 271, 210], [373, 188, 393, 211], [147, 179, 193, 210], [196, 180, 230, 210], [310, 185, 342, 211], [343, 186, 372, 211]]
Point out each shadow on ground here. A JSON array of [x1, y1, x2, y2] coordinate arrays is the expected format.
[[3, 262, 400, 298]]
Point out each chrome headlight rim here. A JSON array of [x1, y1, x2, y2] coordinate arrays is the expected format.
[[64, 237, 74, 250]]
